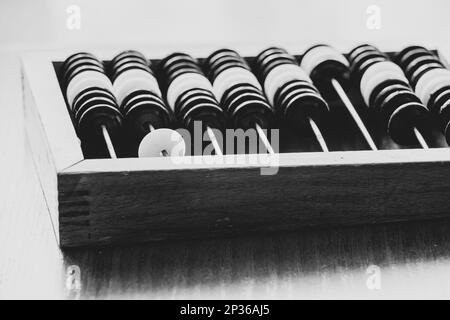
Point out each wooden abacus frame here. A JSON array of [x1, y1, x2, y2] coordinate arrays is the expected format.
[[21, 47, 450, 248]]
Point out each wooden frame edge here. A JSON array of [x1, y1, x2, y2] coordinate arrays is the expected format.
[[60, 148, 450, 174], [21, 52, 84, 172]]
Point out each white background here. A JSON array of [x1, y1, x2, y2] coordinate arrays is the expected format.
[[0, 0, 449, 52]]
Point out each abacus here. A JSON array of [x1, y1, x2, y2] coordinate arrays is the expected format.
[[21, 44, 450, 248]]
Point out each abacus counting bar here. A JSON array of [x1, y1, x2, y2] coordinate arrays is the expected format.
[[110, 50, 185, 157], [254, 46, 330, 152], [205, 48, 275, 153], [349, 44, 432, 147], [159, 52, 224, 155], [62, 52, 122, 158], [395, 46, 450, 145], [300, 44, 378, 151]]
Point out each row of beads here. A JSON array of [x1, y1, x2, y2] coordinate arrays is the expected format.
[[160, 53, 224, 131], [62, 45, 449, 154], [255, 47, 329, 130], [110, 50, 171, 145], [396, 46, 450, 144], [62, 52, 123, 141], [205, 49, 273, 130], [349, 44, 429, 145]]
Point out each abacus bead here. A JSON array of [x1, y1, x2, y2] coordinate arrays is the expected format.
[[212, 67, 261, 103], [178, 91, 220, 118], [166, 72, 213, 111], [371, 81, 411, 111], [360, 61, 407, 107], [230, 99, 273, 130], [66, 70, 113, 106], [348, 44, 380, 62], [63, 58, 104, 84], [112, 50, 148, 65], [396, 46, 433, 67], [183, 103, 224, 131], [387, 102, 430, 146], [276, 80, 319, 109], [429, 86, 450, 114], [283, 91, 329, 129], [77, 102, 122, 140], [113, 68, 161, 105], [301, 45, 350, 82], [138, 128, 186, 157], [415, 68, 450, 107], [264, 64, 311, 105], [123, 91, 170, 132]]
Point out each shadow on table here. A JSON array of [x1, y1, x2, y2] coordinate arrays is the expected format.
[[63, 218, 450, 298]]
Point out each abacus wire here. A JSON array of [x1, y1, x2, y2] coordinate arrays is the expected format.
[[331, 78, 378, 151], [206, 125, 223, 156], [308, 117, 329, 152], [413, 127, 429, 149], [101, 124, 117, 159], [255, 123, 275, 154]]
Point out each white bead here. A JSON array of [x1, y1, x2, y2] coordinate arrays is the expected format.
[[138, 128, 186, 158], [264, 64, 311, 106], [113, 69, 161, 106], [166, 73, 213, 111], [212, 67, 261, 102], [360, 61, 407, 107], [66, 70, 113, 107], [301, 46, 349, 76], [415, 68, 450, 106]]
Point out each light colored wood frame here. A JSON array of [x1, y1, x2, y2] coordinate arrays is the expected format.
[[21, 47, 450, 247]]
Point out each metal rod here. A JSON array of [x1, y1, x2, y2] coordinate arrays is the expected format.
[[331, 78, 378, 151], [160, 150, 169, 157], [101, 124, 117, 159], [255, 123, 275, 154], [414, 127, 429, 149], [206, 126, 223, 156], [308, 117, 329, 152]]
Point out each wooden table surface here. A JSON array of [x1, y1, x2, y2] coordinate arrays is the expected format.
[[2, 0, 450, 299]]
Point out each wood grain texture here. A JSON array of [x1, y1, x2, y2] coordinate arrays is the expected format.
[[62, 218, 450, 299], [58, 159, 450, 247]]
